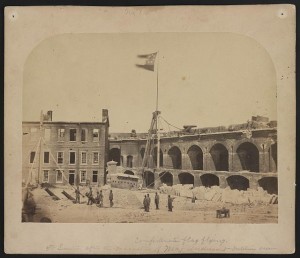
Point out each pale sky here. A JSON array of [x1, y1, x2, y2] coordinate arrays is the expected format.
[[23, 33, 277, 133]]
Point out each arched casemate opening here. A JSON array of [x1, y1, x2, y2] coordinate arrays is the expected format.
[[159, 172, 173, 186], [124, 170, 134, 175], [269, 143, 277, 172], [187, 145, 203, 170], [143, 171, 155, 188], [236, 142, 259, 172], [210, 144, 229, 171], [178, 172, 194, 185], [152, 147, 163, 167], [109, 148, 121, 166], [168, 146, 182, 169], [227, 175, 249, 191], [258, 177, 278, 195], [200, 174, 220, 187]]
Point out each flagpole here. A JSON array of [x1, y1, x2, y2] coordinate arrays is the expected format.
[[156, 51, 159, 113], [156, 52, 160, 170]]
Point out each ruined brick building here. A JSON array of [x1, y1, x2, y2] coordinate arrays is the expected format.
[[22, 110, 109, 186], [22, 111, 277, 194], [108, 115, 278, 194]]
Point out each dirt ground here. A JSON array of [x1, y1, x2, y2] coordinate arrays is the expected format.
[[27, 186, 278, 223]]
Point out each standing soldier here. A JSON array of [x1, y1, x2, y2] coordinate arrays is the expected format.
[[87, 186, 93, 205], [75, 185, 80, 204], [109, 190, 114, 207], [168, 195, 174, 212], [143, 195, 147, 211], [99, 190, 104, 207], [155, 192, 160, 210], [146, 193, 151, 212], [95, 190, 100, 205]]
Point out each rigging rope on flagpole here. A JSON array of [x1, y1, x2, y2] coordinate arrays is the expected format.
[[160, 115, 182, 131]]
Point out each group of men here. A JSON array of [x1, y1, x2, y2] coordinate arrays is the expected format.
[[143, 192, 174, 212], [75, 186, 114, 207]]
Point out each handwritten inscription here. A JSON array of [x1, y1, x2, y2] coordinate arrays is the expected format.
[[44, 235, 277, 254]]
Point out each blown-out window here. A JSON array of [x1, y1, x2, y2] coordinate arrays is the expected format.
[[93, 129, 99, 142], [70, 129, 76, 141]]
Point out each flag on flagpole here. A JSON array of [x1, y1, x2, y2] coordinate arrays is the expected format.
[[136, 52, 157, 71]]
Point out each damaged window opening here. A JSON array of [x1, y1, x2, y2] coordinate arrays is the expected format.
[[56, 170, 63, 183], [93, 152, 99, 164], [44, 152, 50, 164], [70, 151, 76, 164], [80, 171, 87, 183], [58, 128, 65, 141], [57, 152, 63, 164], [92, 171, 98, 183], [43, 170, 49, 182], [81, 129, 87, 142], [81, 152, 87, 164], [70, 129, 77, 141], [93, 129, 99, 142]]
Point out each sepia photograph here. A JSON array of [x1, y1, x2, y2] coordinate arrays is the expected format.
[[5, 5, 295, 254], [22, 33, 278, 224]]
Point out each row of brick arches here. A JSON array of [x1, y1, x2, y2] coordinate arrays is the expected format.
[[143, 171, 278, 194], [109, 142, 277, 172], [146, 142, 277, 172]]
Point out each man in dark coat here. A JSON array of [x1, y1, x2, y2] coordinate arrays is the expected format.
[[146, 193, 151, 212], [109, 190, 114, 207], [99, 190, 103, 207], [143, 195, 147, 211], [155, 192, 159, 210], [87, 186, 93, 205], [75, 185, 80, 204], [95, 190, 100, 205], [168, 195, 173, 212]]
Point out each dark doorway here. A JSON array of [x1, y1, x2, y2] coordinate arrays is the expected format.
[[237, 142, 259, 172], [159, 172, 173, 186], [178, 173, 194, 185], [143, 171, 155, 188], [210, 144, 229, 171], [109, 148, 121, 166], [124, 170, 134, 175], [200, 174, 219, 187], [152, 147, 163, 167], [69, 172, 75, 185], [127, 155, 133, 168], [187, 145, 203, 170], [258, 177, 278, 195], [227, 175, 249, 191], [168, 146, 182, 169]]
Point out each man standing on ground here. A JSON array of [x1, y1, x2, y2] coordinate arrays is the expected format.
[[143, 195, 147, 211], [146, 193, 151, 212], [155, 192, 159, 210], [99, 190, 104, 207], [87, 186, 93, 205], [75, 185, 80, 204], [109, 190, 114, 207], [95, 190, 100, 205], [168, 195, 173, 212]]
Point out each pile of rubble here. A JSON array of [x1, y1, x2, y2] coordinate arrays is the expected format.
[[159, 184, 278, 205]]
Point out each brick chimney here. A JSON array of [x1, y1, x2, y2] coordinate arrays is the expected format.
[[102, 109, 109, 124], [47, 111, 53, 121]]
